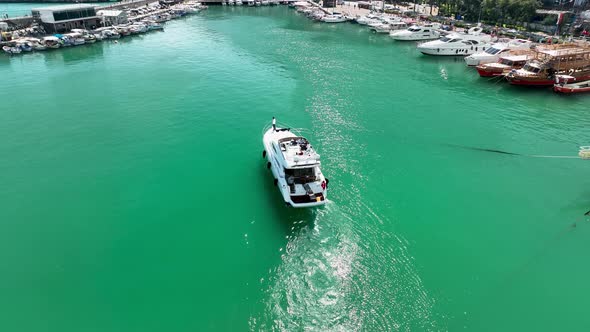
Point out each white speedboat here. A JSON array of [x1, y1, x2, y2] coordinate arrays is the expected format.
[[417, 27, 492, 56], [71, 29, 97, 43], [247, 0, 255, 6], [369, 21, 406, 34], [236, 0, 243, 5], [321, 13, 348, 23], [63, 33, 86, 46], [261, 0, 269, 5], [142, 20, 164, 31], [263, 118, 329, 208], [2, 45, 22, 55], [20, 38, 46, 51], [42, 36, 62, 49], [356, 13, 382, 25], [94, 28, 120, 39], [464, 39, 533, 66], [390, 23, 441, 41]]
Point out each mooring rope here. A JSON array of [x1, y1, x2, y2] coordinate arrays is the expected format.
[[447, 144, 590, 160]]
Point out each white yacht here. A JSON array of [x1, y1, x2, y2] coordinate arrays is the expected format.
[[356, 13, 382, 25], [263, 118, 329, 208], [369, 21, 406, 34], [321, 13, 348, 23], [390, 23, 441, 41], [463, 39, 533, 66], [417, 27, 492, 56], [235, 0, 243, 5]]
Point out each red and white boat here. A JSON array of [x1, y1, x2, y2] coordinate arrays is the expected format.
[[553, 75, 590, 94], [476, 54, 530, 77]]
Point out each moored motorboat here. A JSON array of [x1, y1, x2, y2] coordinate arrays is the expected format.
[[553, 76, 590, 94], [355, 13, 382, 25], [71, 29, 97, 43], [475, 54, 530, 77], [42, 36, 62, 49], [390, 23, 441, 41], [417, 27, 492, 56], [369, 21, 406, 34], [262, 118, 329, 208], [2, 45, 22, 55], [321, 13, 348, 23], [464, 39, 533, 66]]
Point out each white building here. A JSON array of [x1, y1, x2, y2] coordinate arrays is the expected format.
[[97, 10, 128, 26]]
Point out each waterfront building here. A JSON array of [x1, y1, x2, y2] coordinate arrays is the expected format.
[[97, 10, 128, 26], [32, 4, 101, 33]]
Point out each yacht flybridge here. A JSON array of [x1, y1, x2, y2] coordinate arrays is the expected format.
[[263, 118, 329, 207]]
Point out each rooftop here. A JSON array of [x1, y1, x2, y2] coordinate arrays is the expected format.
[[32, 4, 95, 12], [97, 10, 125, 16]]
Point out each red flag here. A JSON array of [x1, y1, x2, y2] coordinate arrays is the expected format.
[[557, 12, 565, 26]]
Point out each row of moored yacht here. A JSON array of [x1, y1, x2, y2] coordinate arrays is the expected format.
[[2, 2, 206, 55], [292, 4, 590, 94]]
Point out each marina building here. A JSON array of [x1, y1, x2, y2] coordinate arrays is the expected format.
[[32, 4, 101, 33], [97, 10, 128, 26]]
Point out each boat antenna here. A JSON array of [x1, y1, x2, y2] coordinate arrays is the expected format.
[[272, 117, 276, 131]]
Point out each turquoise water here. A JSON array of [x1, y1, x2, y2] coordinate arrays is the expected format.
[[0, 2, 107, 18], [2, 6, 590, 332]]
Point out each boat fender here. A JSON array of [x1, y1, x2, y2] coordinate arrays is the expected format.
[[455, 49, 458, 54], [321, 181, 326, 190], [325, 178, 330, 189], [470, 46, 473, 50], [262, 150, 266, 158], [274, 179, 278, 186], [437, 48, 440, 53], [267, 162, 271, 169], [475, 47, 478, 51]]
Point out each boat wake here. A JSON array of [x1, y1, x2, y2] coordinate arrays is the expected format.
[[250, 201, 441, 331]]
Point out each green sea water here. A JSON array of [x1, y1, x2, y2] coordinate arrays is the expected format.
[[1, 6, 590, 332]]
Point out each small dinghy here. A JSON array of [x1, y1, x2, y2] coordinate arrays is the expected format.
[[262, 117, 329, 207]]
